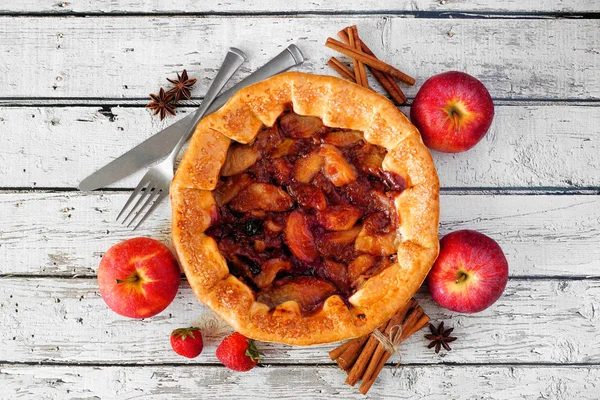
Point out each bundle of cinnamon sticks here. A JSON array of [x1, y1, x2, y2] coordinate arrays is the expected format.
[[329, 298, 429, 395], [326, 26, 414, 105]]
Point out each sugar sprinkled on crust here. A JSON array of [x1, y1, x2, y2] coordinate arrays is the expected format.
[[171, 72, 439, 345]]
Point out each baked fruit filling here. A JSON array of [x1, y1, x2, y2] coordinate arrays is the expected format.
[[206, 109, 406, 315]]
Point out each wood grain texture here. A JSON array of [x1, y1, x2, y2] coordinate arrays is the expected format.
[[1, 192, 597, 277], [2, 0, 598, 14], [0, 17, 598, 99], [0, 277, 599, 364], [2, 364, 600, 400], [0, 1, 597, 397], [1, 105, 598, 189]]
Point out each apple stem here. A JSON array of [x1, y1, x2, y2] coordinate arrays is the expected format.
[[451, 110, 460, 134], [116, 274, 139, 284], [455, 272, 468, 284]]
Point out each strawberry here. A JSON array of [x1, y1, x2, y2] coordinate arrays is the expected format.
[[216, 332, 262, 372], [170, 327, 203, 359]]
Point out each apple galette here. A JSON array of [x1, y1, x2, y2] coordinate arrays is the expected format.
[[171, 72, 439, 345]]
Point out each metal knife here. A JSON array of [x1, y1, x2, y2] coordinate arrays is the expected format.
[[79, 44, 304, 191]]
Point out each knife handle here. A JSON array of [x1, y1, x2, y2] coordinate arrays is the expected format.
[[171, 44, 304, 160], [205, 44, 305, 115], [170, 48, 247, 163], [188, 47, 247, 130]]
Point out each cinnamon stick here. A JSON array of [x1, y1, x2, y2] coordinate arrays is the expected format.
[[403, 314, 430, 340], [399, 306, 424, 339], [336, 335, 369, 370], [347, 26, 369, 88], [359, 310, 430, 395], [361, 303, 421, 385], [360, 302, 417, 384], [337, 28, 407, 104], [326, 37, 415, 85], [327, 298, 429, 394], [327, 57, 356, 83], [370, 68, 408, 105], [329, 338, 355, 361], [345, 320, 391, 386]]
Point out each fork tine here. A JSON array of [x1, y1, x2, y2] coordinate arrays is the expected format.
[[132, 190, 168, 230], [122, 184, 155, 225], [117, 178, 150, 221], [127, 188, 160, 228]]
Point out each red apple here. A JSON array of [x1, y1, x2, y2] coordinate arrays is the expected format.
[[427, 230, 508, 313], [98, 237, 180, 318], [411, 71, 494, 153]]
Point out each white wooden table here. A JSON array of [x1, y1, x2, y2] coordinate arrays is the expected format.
[[1, 1, 599, 398]]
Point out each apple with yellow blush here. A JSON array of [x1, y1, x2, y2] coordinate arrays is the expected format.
[[427, 230, 508, 314], [411, 71, 494, 153]]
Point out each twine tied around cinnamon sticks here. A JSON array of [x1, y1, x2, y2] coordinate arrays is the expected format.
[[370, 324, 403, 357], [329, 298, 430, 395]]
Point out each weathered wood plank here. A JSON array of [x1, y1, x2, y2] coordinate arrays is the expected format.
[[1, 192, 598, 277], [1, 105, 598, 189], [1, 364, 599, 400], [0, 17, 598, 99], [2, 0, 598, 14], [1, 277, 599, 365]]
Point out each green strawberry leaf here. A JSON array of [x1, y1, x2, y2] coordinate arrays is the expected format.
[[172, 327, 200, 341], [245, 338, 264, 363]]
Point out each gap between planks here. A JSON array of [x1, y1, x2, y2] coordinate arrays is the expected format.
[[1, 0, 599, 14], [2, 99, 600, 107], [0, 11, 598, 19]]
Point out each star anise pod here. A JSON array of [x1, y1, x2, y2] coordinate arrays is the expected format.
[[425, 321, 457, 354], [166, 69, 197, 101], [146, 88, 176, 120]]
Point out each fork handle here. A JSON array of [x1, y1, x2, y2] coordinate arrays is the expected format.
[[167, 47, 247, 163]]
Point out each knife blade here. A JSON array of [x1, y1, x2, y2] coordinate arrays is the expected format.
[[79, 44, 304, 191]]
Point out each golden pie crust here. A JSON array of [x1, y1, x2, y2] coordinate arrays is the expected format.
[[171, 72, 439, 345]]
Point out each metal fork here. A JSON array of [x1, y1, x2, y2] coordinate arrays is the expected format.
[[117, 48, 247, 229]]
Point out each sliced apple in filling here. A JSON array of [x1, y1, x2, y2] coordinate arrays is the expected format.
[[256, 276, 337, 314], [214, 173, 253, 206], [294, 152, 324, 184], [363, 211, 393, 235], [317, 204, 361, 231], [318, 259, 351, 295], [321, 130, 363, 147], [230, 183, 294, 212], [348, 254, 377, 285], [254, 258, 292, 289], [319, 144, 357, 187], [316, 225, 361, 262], [354, 142, 386, 177], [270, 138, 295, 158], [285, 210, 318, 262], [280, 112, 325, 138], [354, 224, 397, 256], [221, 144, 260, 176], [288, 184, 327, 211]]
